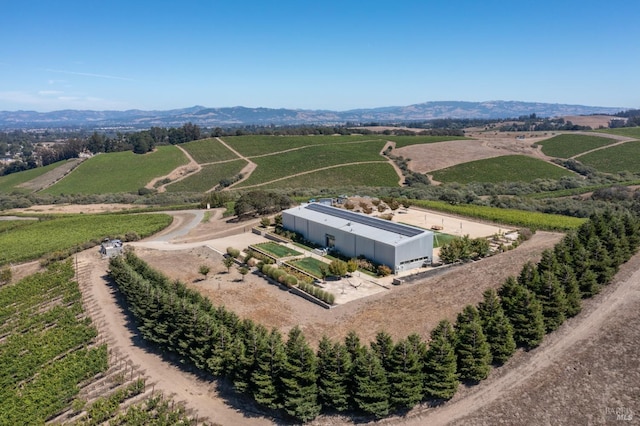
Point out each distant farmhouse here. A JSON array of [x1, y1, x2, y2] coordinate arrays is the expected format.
[[282, 203, 433, 273]]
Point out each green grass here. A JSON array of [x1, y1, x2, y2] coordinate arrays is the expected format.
[[260, 162, 399, 189], [165, 159, 247, 193], [536, 134, 618, 158], [594, 127, 640, 139], [288, 257, 327, 278], [180, 138, 239, 164], [431, 155, 573, 184], [42, 146, 188, 194], [237, 140, 388, 187], [0, 213, 172, 265], [433, 231, 459, 248], [253, 242, 302, 258], [221, 135, 381, 157], [0, 160, 74, 193], [384, 135, 470, 148], [576, 141, 640, 173], [410, 199, 586, 231]]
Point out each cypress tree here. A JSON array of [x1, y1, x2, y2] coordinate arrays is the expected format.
[[250, 329, 286, 410], [352, 346, 390, 418], [423, 320, 458, 400], [454, 306, 491, 382], [281, 327, 321, 422], [477, 288, 516, 365], [499, 277, 545, 350], [388, 337, 424, 410], [317, 336, 351, 412]]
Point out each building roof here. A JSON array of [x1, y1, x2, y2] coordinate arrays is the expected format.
[[284, 203, 432, 246]]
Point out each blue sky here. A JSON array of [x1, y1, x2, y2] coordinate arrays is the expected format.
[[1, 0, 638, 112]]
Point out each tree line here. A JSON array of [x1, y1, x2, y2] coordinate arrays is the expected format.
[[107, 211, 639, 423]]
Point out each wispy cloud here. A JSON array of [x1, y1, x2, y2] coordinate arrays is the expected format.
[[38, 90, 64, 96], [45, 68, 134, 81]]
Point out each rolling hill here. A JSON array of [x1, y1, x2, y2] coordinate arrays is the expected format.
[[0, 101, 623, 128]]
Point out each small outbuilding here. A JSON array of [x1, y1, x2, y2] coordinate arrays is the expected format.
[[282, 203, 433, 273], [100, 239, 123, 257]]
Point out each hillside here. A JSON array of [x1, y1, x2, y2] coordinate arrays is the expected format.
[[0, 101, 622, 128]]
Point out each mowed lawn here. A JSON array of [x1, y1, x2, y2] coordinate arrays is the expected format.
[[431, 155, 573, 184], [576, 141, 640, 173], [43, 146, 188, 194], [253, 242, 302, 258], [288, 257, 327, 278], [165, 159, 247, 192], [0, 160, 72, 193], [260, 162, 400, 189], [221, 135, 380, 157], [537, 134, 618, 158], [180, 138, 239, 164], [236, 140, 388, 187]]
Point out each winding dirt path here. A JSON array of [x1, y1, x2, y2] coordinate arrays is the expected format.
[[569, 131, 637, 159], [146, 145, 201, 192], [215, 137, 257, 191]]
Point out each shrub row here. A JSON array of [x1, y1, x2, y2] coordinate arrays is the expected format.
[[298, 282, 336, 305]]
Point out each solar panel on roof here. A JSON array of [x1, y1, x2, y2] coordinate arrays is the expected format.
[[305, 203, 424, 237]]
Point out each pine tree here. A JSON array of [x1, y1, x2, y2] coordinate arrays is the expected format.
[[233, 320, 268, 393], [477, 288, 516, 365], [499, 276, 545, 349], [579, 268, 600, 298], [423, 320, 458, 400], [281, 327, 321, 422], [250, 329, 286, 410], [388, 337, 424, 410], [454, 306, 491, 382], [317, 336, 351, 412], [557, 264, 581, 317], [536, 269, 567, 332], [370, 331, 394, 372], [518, 261, 540, 289], [588, 238, 615, 285], [352, 347, 390, 418], [345, 330, 363, 359]]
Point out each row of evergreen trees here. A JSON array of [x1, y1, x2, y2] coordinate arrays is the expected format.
[[107, 211, 639, 423]]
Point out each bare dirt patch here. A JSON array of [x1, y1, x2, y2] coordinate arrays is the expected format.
[[134, 230, 561, 348], [562, 115, 617, 129], [395, 132, 553, 175], [6, 203, 146, 214]]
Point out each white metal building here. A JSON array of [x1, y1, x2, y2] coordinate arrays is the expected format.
[[282, 203, 433, 273]]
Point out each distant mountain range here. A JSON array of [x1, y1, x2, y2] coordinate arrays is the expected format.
[[0, 101, 625, 128]]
